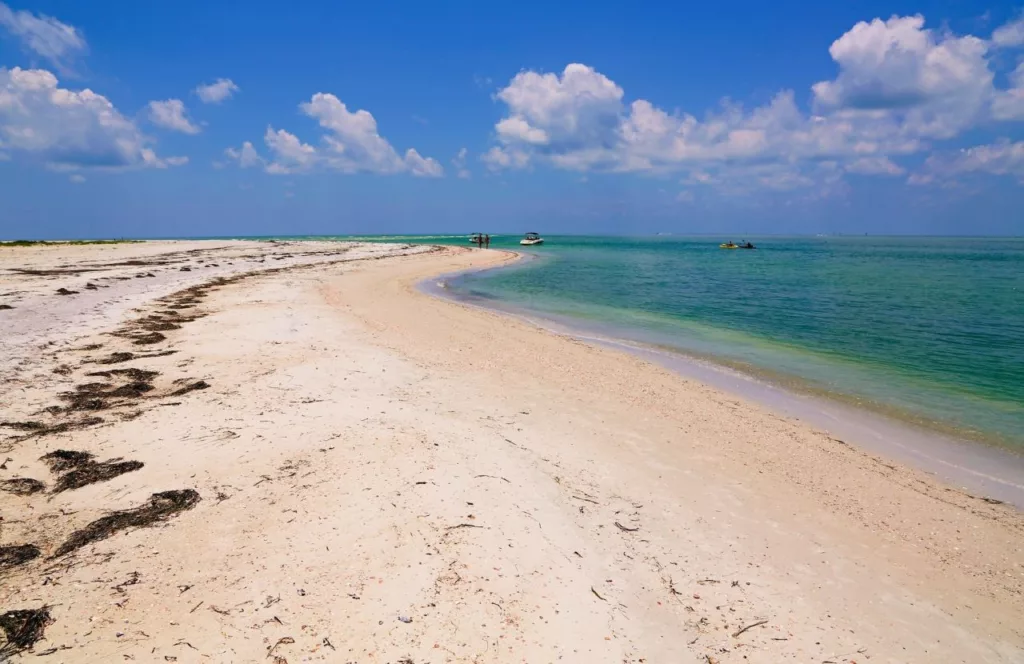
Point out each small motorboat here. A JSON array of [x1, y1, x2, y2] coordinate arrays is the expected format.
[[720, 241, 738, 249], [520, 232, 544, 246], [738, 241, 756, 249], [469, 233, 483, 244]]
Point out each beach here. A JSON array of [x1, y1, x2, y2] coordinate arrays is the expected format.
[[1, 240, 1022, 663]]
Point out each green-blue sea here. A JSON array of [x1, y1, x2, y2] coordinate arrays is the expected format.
[[366, 234, 1022, 449], [264, 233, 1022, 448]]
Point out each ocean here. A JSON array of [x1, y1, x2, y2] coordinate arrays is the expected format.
[[386, 235, 1023, 450]]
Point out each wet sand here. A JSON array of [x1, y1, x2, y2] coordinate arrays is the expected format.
[[1, 241, 1022, 663]]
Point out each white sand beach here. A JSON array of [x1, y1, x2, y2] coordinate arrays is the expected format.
[[1, 241, 1022, 663]]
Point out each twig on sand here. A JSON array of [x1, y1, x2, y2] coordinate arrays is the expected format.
[[267, 637, 294, 657], [445, 523, 483, 531], [823, 648, 867, 663], [591, 587, 606, 601], [667, 577, 681, 596], [614, 521, 639, 532], [475, 474, 510, 483], [189, 601, 203, 614], [323, 637, 335, 651], [732, 619, 768, 638], [209, 605, 231, 616], [572, 495, 599, 504]]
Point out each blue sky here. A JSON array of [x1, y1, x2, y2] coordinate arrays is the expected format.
[[1, 0, 1023, 238]]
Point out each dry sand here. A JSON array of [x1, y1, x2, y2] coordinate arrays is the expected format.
[[0, 241, 1022, 663]]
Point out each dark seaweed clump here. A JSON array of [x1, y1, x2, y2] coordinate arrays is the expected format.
[[40, 449, 93, 473], [52, 460, 143, 494], [0, 545, 41, 570], [85, 368, 159, 382], [131, 332, 166, 345], [58, 379, 155, 412], [0, 607, 52, 658], [95, 352, 134, 365], [53, 490, 200, 558], [0, 478, 46, 496], [0, 421, 44, 431], [170, 381, 209, 397]]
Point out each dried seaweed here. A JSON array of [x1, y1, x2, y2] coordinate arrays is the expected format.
[[169, 381, 209, 396], [0, 478, 45, 496], [0, 421, 44, 431], [40, 450, 94, 473], [0, 545, 41, 570], [131, 332, 166, 345], [0, 607, 52, 658], [95, 352, 134, 365], [52, 460, 144, 494], [53, 489, 200, 558], [85, 368, 159, 382]]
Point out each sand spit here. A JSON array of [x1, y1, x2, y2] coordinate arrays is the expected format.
[[0, 241, 1021, 663]]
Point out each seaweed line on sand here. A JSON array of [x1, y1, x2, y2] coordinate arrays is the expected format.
[[52, 489, 200, 558]]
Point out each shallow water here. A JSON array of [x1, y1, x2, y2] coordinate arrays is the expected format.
[[410, 235, 1024, 450]]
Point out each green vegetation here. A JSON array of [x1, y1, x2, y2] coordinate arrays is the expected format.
[[0, 239, 141, 247]]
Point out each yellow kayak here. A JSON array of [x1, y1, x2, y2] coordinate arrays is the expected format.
[[720, 242, 738, 249]]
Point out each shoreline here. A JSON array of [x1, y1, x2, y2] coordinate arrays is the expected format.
[[1, 241, 1022, 662], [426, 249, 1024, 507]]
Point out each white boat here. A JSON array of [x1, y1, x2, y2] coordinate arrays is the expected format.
[[520, 232, 544, 246]]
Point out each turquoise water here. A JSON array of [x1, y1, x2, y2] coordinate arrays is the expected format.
[[416, 235, 1022, 449], [260, 233, 1023, 447]]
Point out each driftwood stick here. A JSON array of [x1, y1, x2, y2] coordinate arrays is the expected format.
[[732, 619, 768, 638]]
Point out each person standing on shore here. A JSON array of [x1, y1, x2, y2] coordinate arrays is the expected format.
[[484, 234, 490, 249]]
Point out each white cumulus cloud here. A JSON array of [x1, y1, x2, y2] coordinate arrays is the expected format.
[[224, 141, 263, 168], [485, 15, 1024, 193], [0, 2, 85, 70], [299, 93, 442, 176], [148, 99, 201, 134], [0, 67, 185, 171], [916, 139, 1024, 183], [482, 146, 530, 171], [845, 156, 905, 176], [992, 16, 1024, 47], [992, 62, 1024, 120], [452, 147, 470, 178], [233, 93, 442, 177], [810, 15, 992, 138], [263, 127, 317, 175], [195, 78, 239, 104]]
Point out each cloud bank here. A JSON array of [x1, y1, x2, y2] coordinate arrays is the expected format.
[[483, 14, 1024, 193], [0, 67, 185, 170]]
